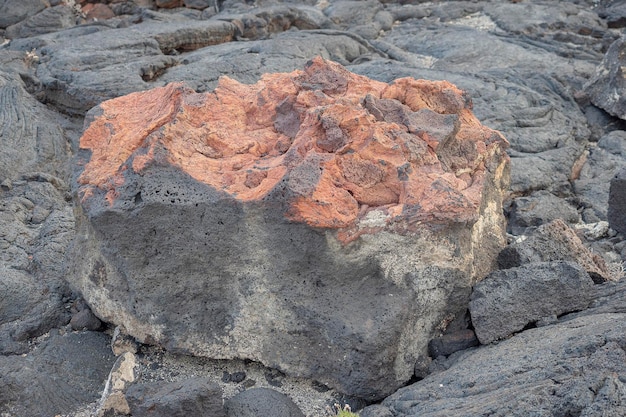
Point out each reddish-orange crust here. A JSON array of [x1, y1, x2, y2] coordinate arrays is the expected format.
[[78, 57, 508, 237]]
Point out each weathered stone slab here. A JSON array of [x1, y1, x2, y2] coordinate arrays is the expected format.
[[498, 219, 614, 283], [69, 57, 509, 399], [30, 19, 238, 115], [469, 261, 594, 345]]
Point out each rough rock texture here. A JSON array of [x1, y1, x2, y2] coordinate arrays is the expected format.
[[0, 331, 116, 417], [506, 190, 580, 235], [0, 49, 76, 355], [498, 219, 614, 283], [609, 167, 626, 235], [28, 18, 239, 115], [428, 329, 478, 358], [110, 326, 139, 356], [5, 4, 79, 39], [562, 277, 626, 320], [126, 377, 225, 417], [70, 307, 102, 331], [575, 130, 626, 222], [224, 387, 304, 417], [0, 0, 47, 29], [0, 177, 75, 354], [69, 57, 509, 399], [585, 35, 626, 120], [360, 405, 394, 417], [2, 0, 626, 415], [353, 0, 606, 197], [82, 4, 116, 21], [365, 312, 626, 417], [470, 261, 595, 345], [598, 0, 626, 28]]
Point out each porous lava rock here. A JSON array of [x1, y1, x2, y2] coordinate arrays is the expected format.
[[69, 57, 509, 400]]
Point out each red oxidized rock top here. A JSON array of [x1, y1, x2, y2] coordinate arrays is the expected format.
[[78, 57, 508, 241]]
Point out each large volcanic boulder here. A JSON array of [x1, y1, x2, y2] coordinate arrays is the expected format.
[[69, 57, 509, 400]]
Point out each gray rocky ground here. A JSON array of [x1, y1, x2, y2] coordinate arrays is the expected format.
[[2, 0, 626, 416]]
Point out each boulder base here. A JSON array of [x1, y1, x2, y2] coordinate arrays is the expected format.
[[70, 57, 509, 399]]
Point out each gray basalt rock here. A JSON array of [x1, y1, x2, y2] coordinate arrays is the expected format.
[[27, 19, 370, 115], [506, 190, 580, 235], [0, 178, 75, 354], [360, 404, 394, 417], [30, 19, 238, 115], [597, 0, 626, 28], [0, 65, 70, 181], [0, 330, 116, 417], [183, 0, 213, 10], [0, 264, 63, 354], [126, 377, 225, 417], [609, 167, 626, 236], [5, 5, 78, 39], [469, 261, 594, 344], [322, 0, 391, 39], [498, 219, 614, 283], [70, 307, 102, 331], [0, 51, 75, 353], [217, 5, 331, 40], [0, 0, 47, 29], [428, 329, 479, 358], [576, 130, 626, 222], [367, 312, 626, 417], [224, 387, 303, 417], [3, 0, 626, 414], [560, 278, 626, 320], [585, 36, 626, 120]]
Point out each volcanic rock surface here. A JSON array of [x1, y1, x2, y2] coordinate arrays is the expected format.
[[3, 0, 626, 415], [71, 57, 509, 399]]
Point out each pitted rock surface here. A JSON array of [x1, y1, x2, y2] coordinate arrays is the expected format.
[[70, 57, 509, 400]]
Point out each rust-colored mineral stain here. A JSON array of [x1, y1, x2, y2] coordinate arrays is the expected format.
[[78, 57, 508, 235]]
